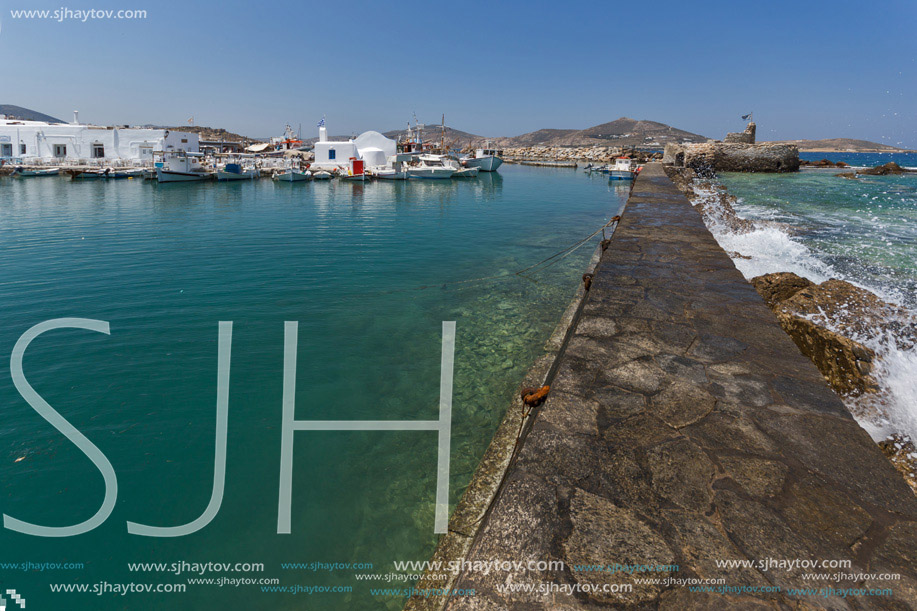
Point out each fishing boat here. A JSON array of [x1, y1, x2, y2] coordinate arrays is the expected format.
[[463, 145, 503, 172], [341, 158, 366, 181], [452, 165, 479, 178], [69, 168, 110, 180], [407, 155, 455, 179], [12, 167, 60, 177], [608, 157, 637, 181], [110, 168, 145, 179], [312, 170, 332, 180], [272, 168, 312, 182], [155, 151, 209, 183], [216, 162, 259, 181]]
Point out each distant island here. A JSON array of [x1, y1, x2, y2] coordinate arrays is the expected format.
[[765, 138, 915, 153]]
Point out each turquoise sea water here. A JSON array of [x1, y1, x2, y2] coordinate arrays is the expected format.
[[800, 151, 917, 169], [709, 165, 917, 442], [0, 167, 627, 610]]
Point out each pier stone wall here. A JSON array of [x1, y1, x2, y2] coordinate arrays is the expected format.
[[406, 163, 917, 611]]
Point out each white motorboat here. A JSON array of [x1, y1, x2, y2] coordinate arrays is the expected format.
[[155, 152, 209, 183], [12, 167, 60, 177], [273, 168, 312, 182], [408, 155, 455, 179], [312, 170, 332, 180], [372, 168, 409, 180], [463, 145, 503, 172], [608, 157, 638, 181], [217, 161, 259, 181]]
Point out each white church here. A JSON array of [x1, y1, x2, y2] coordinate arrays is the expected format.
[[0, 111, 199, 164], [311, 123, 396, 170]]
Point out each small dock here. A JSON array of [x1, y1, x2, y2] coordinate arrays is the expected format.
[[407, 163, 917, 610]]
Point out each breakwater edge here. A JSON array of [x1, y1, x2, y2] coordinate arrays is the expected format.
[[665, 162, 917, 493]]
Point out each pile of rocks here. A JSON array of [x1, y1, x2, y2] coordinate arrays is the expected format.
[[800, 158, 849, 168], [501, 146, 661, 163]]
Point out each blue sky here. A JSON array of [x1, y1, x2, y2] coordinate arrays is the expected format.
[[1, 0, 915, 145]]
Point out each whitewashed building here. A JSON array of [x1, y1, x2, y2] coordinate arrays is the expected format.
[[0, 113, 199, 164], [354, 130, 396, 168], [311, 124, 357, 170], [311, 124, 396, 170]]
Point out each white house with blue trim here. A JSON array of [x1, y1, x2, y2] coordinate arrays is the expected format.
[[311, 124, 357, 170]]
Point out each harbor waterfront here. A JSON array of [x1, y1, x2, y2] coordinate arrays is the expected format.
[[0, 165, 626, 610]]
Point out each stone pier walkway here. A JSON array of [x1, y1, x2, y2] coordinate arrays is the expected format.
[[440, 164, 917, 609]]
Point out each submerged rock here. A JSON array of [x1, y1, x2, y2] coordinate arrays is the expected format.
[[879, 434, 917, 497], [835, 172, 858, 179], [860, 162, 907, 175]]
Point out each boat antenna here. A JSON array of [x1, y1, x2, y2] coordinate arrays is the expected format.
[[441, 114, 445, 153]]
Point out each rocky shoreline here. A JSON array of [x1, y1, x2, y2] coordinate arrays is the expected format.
[[500, 145, 663, 164], [665, 164, 917, 496]]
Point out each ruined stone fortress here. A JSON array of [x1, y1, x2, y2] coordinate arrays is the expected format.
[[663, 121, 800, 172]]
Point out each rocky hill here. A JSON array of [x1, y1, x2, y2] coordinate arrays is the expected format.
[[374, 118, 707, 150], [495, 117, 708, 148], [160, 125, 255, 143], [0, 104, 64, 123]]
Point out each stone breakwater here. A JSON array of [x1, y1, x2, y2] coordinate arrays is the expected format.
[[665, 165, 917, 497], [502, 146, 663, 163], [405, 164, 917, 610]]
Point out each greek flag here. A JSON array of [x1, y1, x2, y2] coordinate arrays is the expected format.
[[741, 113, 752, 120], [317, 117, 325, 127]]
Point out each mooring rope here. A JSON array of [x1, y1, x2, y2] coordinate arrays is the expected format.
[[373, 216, 621, 297], [457, 215, 622, 532]]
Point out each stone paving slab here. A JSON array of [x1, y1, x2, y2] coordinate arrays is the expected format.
[[440, 164, 917, 610]]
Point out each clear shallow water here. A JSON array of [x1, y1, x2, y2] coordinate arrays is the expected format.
[[0, 168, 628, 610], [709, 170, 917, 442]]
